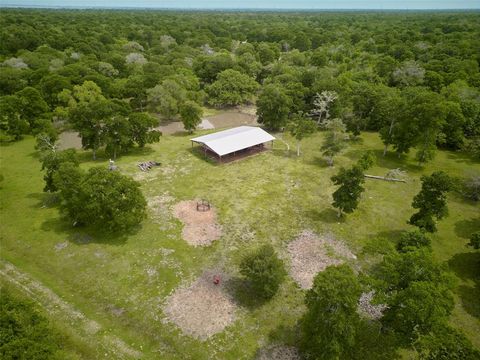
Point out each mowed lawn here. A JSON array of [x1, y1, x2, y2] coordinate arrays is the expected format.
[[0, 131, 479, 359]]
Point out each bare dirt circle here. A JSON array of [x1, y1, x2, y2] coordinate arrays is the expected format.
[[173, 200, 222, 246], [163, 269, 237, 340]]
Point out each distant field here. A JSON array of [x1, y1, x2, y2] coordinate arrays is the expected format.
[[1, 131, 479, 359]]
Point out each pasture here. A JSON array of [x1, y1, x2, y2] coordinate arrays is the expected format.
[[0, 129, 479, 359]]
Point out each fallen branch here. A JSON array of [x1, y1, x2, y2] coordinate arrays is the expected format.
[[364, 174, 406, 183]]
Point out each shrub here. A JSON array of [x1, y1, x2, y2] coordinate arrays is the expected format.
[[397, 230, 431, 252], [0, 287, 62, 359], [239, 244, 286, 299], [468, 231, 480, 250]]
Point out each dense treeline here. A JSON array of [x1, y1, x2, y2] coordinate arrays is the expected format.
[[0, 10, 479, 160], [0, 286, 65, 359]]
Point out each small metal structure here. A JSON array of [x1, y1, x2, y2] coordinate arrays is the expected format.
[[196, 199, 211, 212], [190, 126, 276, 163]]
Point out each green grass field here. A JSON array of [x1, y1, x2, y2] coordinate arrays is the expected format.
[[1, 130, 479, 359]]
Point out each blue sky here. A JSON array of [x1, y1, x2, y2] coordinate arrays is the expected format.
[[1, 0, 479, 9]]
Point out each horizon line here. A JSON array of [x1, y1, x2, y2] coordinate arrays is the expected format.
[[1, 5, 480, 10]]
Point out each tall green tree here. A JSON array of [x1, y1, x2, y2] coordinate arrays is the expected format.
[[256, 84, 292, 131], [146, 79, 186, 119], [40, 149, 79, 192], [239, 244, 286, 300], [180, 100, 203, 133], [104, 115, 132, 160], [0, 287, 63, 359], [382, 281, 454, 341], [15, 87, 49, 128], [54, 166, 146, 232], [0, 95, 29, 140], [301, 265, 362, 360], [206, 69, 258, 106], [129, 112, 161, 148], [408, 171, 452, 233], [286, 113, 316, 156], [415, 324, 480, 360], [391, 88, 446, 163], [331, 165, 365, 217], [58, 81, 110, 160], [321, 118, 348, 166]]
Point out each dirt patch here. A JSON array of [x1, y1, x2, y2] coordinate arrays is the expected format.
[[287, 230, 356, 289], [57, 131, 83, 150], [357, 291, 387, 320], [156, 121, 186, 135], [256, 345, 302, 360], [70, 233, 93, 245], [54, 242, 69, 251], [206, 111, 257, 129], [198, 119, 214, 130], [155, 107, 258, 135], [163, 269, 237, 340], [172, 200, 222, 246]]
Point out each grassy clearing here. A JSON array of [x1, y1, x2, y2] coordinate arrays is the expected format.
[[0, 131, 479, 358]]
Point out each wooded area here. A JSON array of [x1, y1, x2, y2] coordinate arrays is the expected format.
[[1, 10, 479, 162], [0, 9, 479, 360]]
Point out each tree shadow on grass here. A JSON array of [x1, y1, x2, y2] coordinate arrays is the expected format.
[[170, 130, 190, 137], [267, 322, 302, 346], [28, 151, 41, 159], [446, 150, 479, 166], [252, 323, 303, 360], [75, 146, 156, 164], [448, 252, 480, 320], [361, 229, 405, 256], [344, 149, 423, 174], [41, 216, 131, 246], [305, 208, 345, 224], [123, 146, 156, 157], [270, 148, 294, 159], [353, 320, 402, 360], [306, 155, 331, 168], [454, 218, 480, 239], [26, 192, 59, 209], [225, 277, 271, 310]]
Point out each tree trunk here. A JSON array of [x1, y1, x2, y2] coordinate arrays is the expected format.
[[364, 174, 406, 183], [328, 156, 334, 166], [384, 118, 395, 156], [113, 148, 117, 160], [92, 148, 96, 160]]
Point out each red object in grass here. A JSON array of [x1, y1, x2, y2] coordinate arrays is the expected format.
[[213, 275, 221, 285]]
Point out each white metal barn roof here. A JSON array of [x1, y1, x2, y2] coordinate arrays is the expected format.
[[190, 126, 276, 157]]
